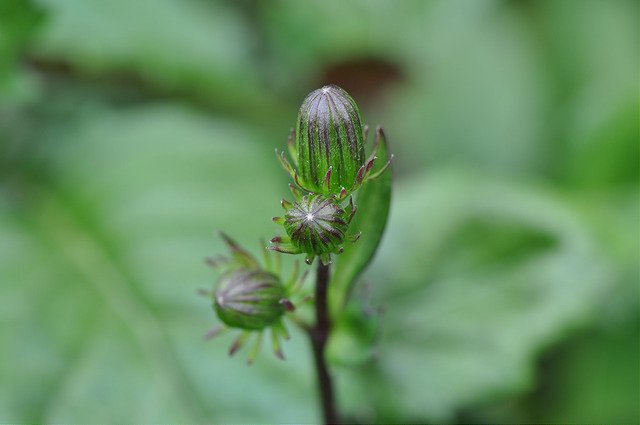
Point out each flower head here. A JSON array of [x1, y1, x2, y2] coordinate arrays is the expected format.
[[296, 85, 365, 194], [202, 232, 308, 363], [276, 85, 391, 200], [270, 188, 360, 266], [214, 269, 287, 330]]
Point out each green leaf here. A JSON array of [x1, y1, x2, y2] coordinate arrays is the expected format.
[[328, 127, 392, 316], [30, 0, 282, 120], [537, 320, 640, 424], [325, 298, 380, 367], [336, 170, 624, 422], [0, 101, 317, 423], [0, 0, 43, 106]]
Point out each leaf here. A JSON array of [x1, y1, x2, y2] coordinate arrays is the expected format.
[[0, 101, 318, 423], [328, 127, 392, 316], [537, 321, 639, 424], [0, 0, 43, 107], [325, 296, 380, 367], [335, 170, 623, 422], [29, 0, 281, 120]]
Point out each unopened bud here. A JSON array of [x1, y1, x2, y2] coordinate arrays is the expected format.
[[270, 193, 358, 265], [296, 85, 365, 194], [214, 269, 287, 330]]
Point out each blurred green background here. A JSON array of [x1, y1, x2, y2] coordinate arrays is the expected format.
[[1, 0, 638, 423]]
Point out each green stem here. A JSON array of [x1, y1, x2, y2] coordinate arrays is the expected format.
[[308, 261, 339, 424]]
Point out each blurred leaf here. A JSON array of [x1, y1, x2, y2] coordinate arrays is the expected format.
[[0, 101, 318, 422], [0, 0, 43, 106], [456, 184, 640, 424], [30, 0, 280, 118], [537, 320, 640, 424], [387, 3, 548, 176], [326, 295, 380, 367], [261, 0, 418, 84], [329, 128, 392, 316], [566, 99, 639, 187], [535, 0, 639, 183], [0, 0, 43, 70], [338, 170, 619, 422]]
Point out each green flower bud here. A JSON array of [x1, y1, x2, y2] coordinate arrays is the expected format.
[[296, 85, 365, 194], [276, 86, 392, 199], [214, 269, 287, 330], [270, 192, 360, 266], [204, 233, 308, 363], [272, 87, 392, 264], [284, 194, 348, 254]]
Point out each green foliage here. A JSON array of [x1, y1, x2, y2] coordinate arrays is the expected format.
[[338, 172, 623, 421], [0, 104, 315, 422], [0, 0, 637, 423], [0, 0, 43, 105], [30, 0, 279, 119]]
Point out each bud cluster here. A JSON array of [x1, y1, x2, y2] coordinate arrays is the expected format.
[[204, 85, 391, 363], [273, 85, 390, 264]]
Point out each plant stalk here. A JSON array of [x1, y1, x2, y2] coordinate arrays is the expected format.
[[308, 261, 338, 424]]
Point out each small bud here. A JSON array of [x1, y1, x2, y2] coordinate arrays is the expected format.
[[295, 85, 365, 195], [284, 194, 348, 255], [204, 233, 310, 362], [270, 193, 359, 265], [214, 269, 287, 330]]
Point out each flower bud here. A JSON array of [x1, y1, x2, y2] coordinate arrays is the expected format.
[[214, 269, 287, 330], [296, 85, 365, 194], [204, 233, 308, 362], [270, 193, 359, 265], [284, 194, 349, 254]]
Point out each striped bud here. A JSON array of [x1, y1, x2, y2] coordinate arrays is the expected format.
[[284, 194, 349, 256], [296, 85, 365, 194], [271, 192, 359, 265], [214, 269, 287, 330]]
